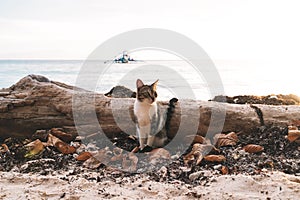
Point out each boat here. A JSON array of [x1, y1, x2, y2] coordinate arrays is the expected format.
[[113, 51, 135, 63]]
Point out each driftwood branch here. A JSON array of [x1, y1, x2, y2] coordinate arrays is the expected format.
[[1, 75, 300, 140]]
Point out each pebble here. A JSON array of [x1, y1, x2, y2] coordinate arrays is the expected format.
[[189, 171, 202, 181], [213, 164, 222, 170], [171, 154, 180, 160]]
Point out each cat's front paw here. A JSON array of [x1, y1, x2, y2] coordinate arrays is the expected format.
[[131, 145, 153, 153], [139, 145, 153, 153]]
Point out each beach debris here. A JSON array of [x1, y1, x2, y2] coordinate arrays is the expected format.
[[0, 144, 10, 153], [32, 130, 49, 142], [221, 166, 229, 175], [183, 144, 204, 165], [83, 148, 112, 169], [1, 123, 300, 186], [286, 126, 300, 142], [159, 166, 168, 179], [110, 147, 124, 162], [83, 156, 103, 169], [184, 135, 209, 145], [46, 134, 76, 154], [122, 152, 138, 172], [214, 132, 238, 148], [131, 146, 140, 153], [213, 164, 222, 170], [183, 144, 215, 165], [80, 147, 139, 172], [189, 171, 202, 181], [24, 139, 44, 158], [76, 152, 93, 161], [50, 128, 74, 143], [148, 148, 171, 165], [20, 158, 56, 172], [204, 155, 226, 163], [243, 144, 264, 153], [92, 148, 112, 164]]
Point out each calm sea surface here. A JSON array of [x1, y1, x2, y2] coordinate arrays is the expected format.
[[0, 60, 297, 100]]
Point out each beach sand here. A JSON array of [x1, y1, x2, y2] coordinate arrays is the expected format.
[[0, 170, 299, 200]]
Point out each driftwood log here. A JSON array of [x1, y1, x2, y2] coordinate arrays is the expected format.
[[0, 75, 300, 141]]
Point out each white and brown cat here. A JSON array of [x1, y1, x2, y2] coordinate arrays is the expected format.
[[134, 79, 168, 150]]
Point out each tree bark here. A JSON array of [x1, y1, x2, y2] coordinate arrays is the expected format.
[[0, 75, 300, 140]]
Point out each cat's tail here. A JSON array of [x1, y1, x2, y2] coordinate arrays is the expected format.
[[165, 98, 178, 135]]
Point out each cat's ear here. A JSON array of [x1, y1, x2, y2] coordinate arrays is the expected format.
[[151, 79, 159, 91], [136, 79, 144, 88]]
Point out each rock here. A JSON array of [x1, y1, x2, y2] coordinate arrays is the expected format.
[[105, 86, 136, 98], [213, 164, 222, 170], [189, 171, 202, 181], [212, 94, 300, 105]]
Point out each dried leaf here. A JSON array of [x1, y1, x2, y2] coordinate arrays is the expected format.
[[83, 156, 102, 169], [113, 147, 123, 155], [92, 148, 112, 165], [131, 146, 140, 153], [111, 147, 124, 162], [83, 148, 112, 169], [76, 152, 92, 161], [185, 135, 208, 144], [122, 152, 138, 172], [221, 166, 229, 175], [32, 130, 49, 142], [204, 155, 226, 162], [47, 134, 76, 154], [243, 144, 264, 153], [227, 132, 239, 142], [148, 148, 171, 164], [25, 139, 44, 158], [50, 128, 73, 143], [287, 129, 300, 142], [1, 144, 9, 153], [183, 144, 214, 165], [183, 153, 195, 165], [56, 141, 76, 154], [214, 132, 238, 148]]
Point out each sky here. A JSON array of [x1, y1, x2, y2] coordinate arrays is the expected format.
[[0, 0, 299, 96], [0, 0, 299, 63]]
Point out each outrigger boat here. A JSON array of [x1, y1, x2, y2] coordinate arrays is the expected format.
[[113, 51, 135, 63]]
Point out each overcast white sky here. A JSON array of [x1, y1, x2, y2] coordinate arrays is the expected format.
[[0, 0, 300, 64]]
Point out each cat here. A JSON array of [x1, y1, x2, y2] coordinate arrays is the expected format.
[[134, 79, 177, 150]]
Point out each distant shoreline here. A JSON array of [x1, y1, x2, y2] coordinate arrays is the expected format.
[[1, 60, 299, 99]]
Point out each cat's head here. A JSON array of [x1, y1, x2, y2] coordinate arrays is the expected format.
[[136, 79, 158, 104]]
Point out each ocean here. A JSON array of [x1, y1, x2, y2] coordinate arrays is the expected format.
[[0, 60, 298, 100]]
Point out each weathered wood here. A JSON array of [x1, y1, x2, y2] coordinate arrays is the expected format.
[[0, 75, 300, 140]]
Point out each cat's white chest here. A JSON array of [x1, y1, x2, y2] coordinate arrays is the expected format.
[[134, 100, 157, 119]]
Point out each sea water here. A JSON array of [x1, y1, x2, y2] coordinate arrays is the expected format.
[[0, 60, 298, 100]]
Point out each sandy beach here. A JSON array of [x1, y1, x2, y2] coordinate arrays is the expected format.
[[0, 75, 299, 200], [2, 1, 300, 199], [0, 170, 299, 200]]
